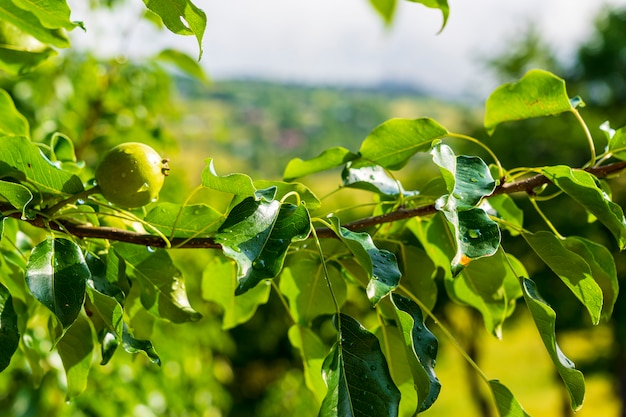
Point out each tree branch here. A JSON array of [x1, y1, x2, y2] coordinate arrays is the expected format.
[[4, 161, 626, 248]]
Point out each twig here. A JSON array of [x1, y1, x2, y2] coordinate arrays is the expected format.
[[3, 160, 626, 249]]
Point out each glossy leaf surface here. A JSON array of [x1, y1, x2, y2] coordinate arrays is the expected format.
[[0, 282, 19, 372], [0, 2, 69, 47], [522, 278, 585, 410], [484, 69, 573, 134], [25, 237, 89, 328], [391, 293, 440, 412], [328, 218, 401, 305], [216, 197, 311, 295], [121, 323, 161, 365], [542, 165, 626, 249], [319, 314, 400, 417], [342, 164, 418, 197], [0, 179, 33, 216]]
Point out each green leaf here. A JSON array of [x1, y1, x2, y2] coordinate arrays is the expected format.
[[407, 0, 449, 31], [201, 256, 270, 329], [25, 237, 89, 328], [0, 179, 33, 216], [396, 245, 438, 311], [561, 236, 618, 321], [444, 208, 501, 274], [390, 293, 441, 413], [279, 252, 347, 325], [142, 0, 206, 59], [98, 330, 119, 366], [319, 314, 400, 417], [49, 132, 76, 162], [489, 380, 530, 417], [542, 166, 626, 249], [288, 325, 328, 404], [0, 44, 56, 75], [369, 0, 396, 25], [254, 180, 321, 209], [0, 2, 69, 47], [201, 158, 256, 196], [431, 143, 496, 210], [57, 314, 94, 399], [448, 249, 524, 338], [607, 125, 626, 160], [144, 203, 224, 237], [486, 194, 524, 236], [484, 69, 573, 134], [156, 48, 208, 82], [523, 231, 602, 324], [283, 146, 359, 181], [113, 243, 201, 323], [328, 217, 401, 306], [121, 323, 161, 365], [86, 284, 123, 339], [341, 164, 418, 198], [216, 198, 311, 295], [0, 282, 19, 372], [0, 89, 29, 136], [56, 315, 94, 400], [0, 135, 84, 195], [408, 214, 455, 282], [359, 118, 448, 170], [521, 278, 585, 410], [12, 0, 80, 31]]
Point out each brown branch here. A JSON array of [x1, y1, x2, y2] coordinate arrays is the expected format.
[[4, 161, 626, 249]]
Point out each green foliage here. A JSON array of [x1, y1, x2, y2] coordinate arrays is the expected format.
[[1, 1, 626, 417]]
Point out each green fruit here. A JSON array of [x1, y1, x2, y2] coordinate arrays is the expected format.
[[95, 142, 169, 208]]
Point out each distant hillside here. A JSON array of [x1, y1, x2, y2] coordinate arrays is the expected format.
[[171, 78, 479, 178]]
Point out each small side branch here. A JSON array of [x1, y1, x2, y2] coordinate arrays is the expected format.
[[3, 161, 626, 249]]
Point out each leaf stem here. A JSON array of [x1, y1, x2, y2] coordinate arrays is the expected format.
[[571, 109, 597, 167], [529, 198, 564, 239], [398, 284, 491, 384], [310, 224, 341, 314], [45, 186, 101, 216], [447, 132, 504, 179]]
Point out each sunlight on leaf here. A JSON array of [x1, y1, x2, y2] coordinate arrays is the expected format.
[[25, 237, 89, 328], [0, 89, 29, 136], [283, 146, 359, 181], [489, 380, 530, 417], [484, 69, 573, 134], [57, 314, 94, 399]]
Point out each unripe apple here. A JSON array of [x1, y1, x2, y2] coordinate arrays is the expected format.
[[95, 142, 169, 208]]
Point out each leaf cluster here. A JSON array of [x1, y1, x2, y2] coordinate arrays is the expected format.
[[1, 1, 626, 416]]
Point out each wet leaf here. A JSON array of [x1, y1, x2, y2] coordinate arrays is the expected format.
[[26, 237, 89, 328], [319, 314, 400, 417], [216, 197, 311, 295], [391, 293, 441, 412], [0, 282, 19, 372]]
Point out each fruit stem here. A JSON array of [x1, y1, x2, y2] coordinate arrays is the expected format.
[[45, 186, 101, 216]]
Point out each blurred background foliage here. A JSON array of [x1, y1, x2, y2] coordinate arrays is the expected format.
[[1, 4, 626, 417]]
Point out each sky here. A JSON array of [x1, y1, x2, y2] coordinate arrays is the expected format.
[[68, 0, 626, 100]]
